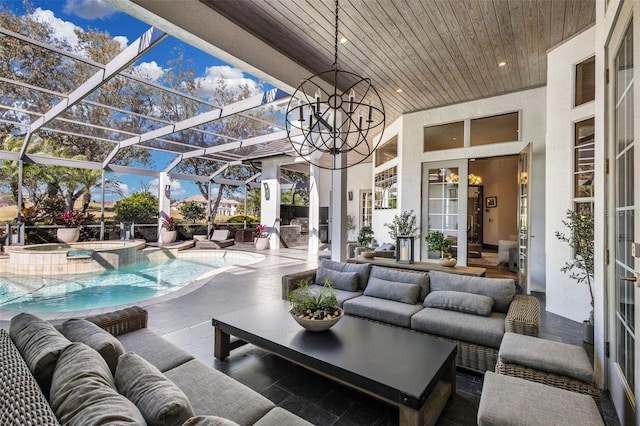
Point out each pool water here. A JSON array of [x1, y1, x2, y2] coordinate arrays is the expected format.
[[0, 257, 233, 313]]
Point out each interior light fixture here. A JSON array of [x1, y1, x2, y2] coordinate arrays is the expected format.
[[498, 61, 507, 67], [396, 88, 403, 93], [340, 37, 348, 44], [285, 0, 385, 170]]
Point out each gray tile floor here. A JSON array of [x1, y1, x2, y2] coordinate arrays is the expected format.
[[0, 244, 620, 425]]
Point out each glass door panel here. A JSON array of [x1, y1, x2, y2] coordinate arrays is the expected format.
[[426, 166, 460, 260], [518, 143, 532, 293]]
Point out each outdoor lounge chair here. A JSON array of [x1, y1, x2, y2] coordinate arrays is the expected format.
[[195, 229, 235, 249]]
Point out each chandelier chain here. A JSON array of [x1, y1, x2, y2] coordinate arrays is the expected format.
[[334, 0, 339, 67]]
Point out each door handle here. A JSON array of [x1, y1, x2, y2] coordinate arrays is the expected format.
[[621, 272, 640, 287]]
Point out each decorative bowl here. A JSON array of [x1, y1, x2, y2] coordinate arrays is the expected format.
[[438, 257, 457, 267], [361, 250, 376, 259], [290, 308, 344, 332]]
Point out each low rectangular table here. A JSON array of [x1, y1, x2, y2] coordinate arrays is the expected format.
[[347, 256, 487, 277], [212, 301, 457, 426]]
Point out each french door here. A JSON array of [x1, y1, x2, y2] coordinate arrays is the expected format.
[[607, 13, 640, 425], [517, 143, 532, 293]]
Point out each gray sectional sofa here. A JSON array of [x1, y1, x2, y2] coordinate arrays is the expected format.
[[1, 307, 311, 426], [282, 259, 540, 373]]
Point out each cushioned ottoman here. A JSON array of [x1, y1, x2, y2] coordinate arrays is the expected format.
[[496, 332, 600, 407], [478, 371, 603, 426]]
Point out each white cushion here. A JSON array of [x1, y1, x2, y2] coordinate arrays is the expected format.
[[211, 230, 230, 241]]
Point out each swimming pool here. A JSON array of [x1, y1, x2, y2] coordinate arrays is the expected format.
[[0, 252, 259, 313]]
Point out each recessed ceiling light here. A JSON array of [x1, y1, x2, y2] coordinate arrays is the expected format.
[[340, 37, 348, 44], [396, 88, 403, 93], [498, 61, 507, 67]]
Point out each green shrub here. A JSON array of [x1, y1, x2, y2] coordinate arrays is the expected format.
[[114, 192, 158, 224], [178, 201, 206, 223], [227, 215, 259, 224]]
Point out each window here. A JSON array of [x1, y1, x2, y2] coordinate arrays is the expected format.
[[374, 166, 397, 209], [470, 112, 519, 146], [360, 191, 372, 227], [375, 136, 397, 167], [426, 167, 459, 259], [574, 118, 595, 199], [423, 121, 464, 152], [575, 56, 595, 106]]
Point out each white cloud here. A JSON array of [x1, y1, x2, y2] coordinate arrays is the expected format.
[[31, 8, 80, 47], [196, 66, 261, 99], [132, 61, 166, 82], [63, 0, 118, 20], [117, 182, 130, 197], [113, 36, 129, 50]]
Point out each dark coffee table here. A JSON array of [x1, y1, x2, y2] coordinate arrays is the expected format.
[[212, 300, 457, 426]]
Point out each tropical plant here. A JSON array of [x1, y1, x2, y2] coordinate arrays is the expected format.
[[357, 226, 374, 247], [178, 201, 206, 223], [114, 192, 159, 224], [289, 278, 340, 320], [384, 210, 419, 240], [161, 217, 176, 231], [555, 208, 594, 322], [60, 210, 87, 228], [425, 231, 454, 258], [255, 224, 267, 237]]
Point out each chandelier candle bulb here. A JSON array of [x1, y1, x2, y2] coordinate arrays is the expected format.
[[367, 102, 373, 122], [298, 105, 303, 122], [315, 89, 321, 112], [348, 89, 355, 114]]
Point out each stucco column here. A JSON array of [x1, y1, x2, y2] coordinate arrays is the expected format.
[[330, 153, 347, 261], [261, 159, 281, 250], [308, 163, 320, 255], [158, 172, 171, 234]]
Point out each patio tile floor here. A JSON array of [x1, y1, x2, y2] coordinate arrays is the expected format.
[[0, 244, 620, 425]]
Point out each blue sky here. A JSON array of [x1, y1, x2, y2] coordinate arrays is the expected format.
[[4, 0, 273, 201]]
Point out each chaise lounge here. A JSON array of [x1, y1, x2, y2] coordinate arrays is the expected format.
[[195, 229, 235, 249]]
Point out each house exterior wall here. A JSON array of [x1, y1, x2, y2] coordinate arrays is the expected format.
[[545, 27, 596, 323], [393, 87, 547, 290]]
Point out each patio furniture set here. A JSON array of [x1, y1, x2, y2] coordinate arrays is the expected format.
[[279, 259, 604, 425]]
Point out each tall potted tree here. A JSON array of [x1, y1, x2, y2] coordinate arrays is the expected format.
[[555, 209, 594, 343]]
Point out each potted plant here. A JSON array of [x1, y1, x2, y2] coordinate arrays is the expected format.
[[56, 210, 85, 243], [425, 231, 456, 267], [555, 209, 594, 343], [254, 224, 269, 250], [357, 226, 375, 258], [289, 278, 343, 332], [159, 216, 177, 244]]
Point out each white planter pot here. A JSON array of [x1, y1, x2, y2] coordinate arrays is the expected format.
[[159, 230, 177, 244], [57, 228, 80, 243], [255, 237, 269, 250]]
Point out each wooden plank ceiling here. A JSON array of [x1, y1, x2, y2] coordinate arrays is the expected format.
[[201, 0, 595, 124]]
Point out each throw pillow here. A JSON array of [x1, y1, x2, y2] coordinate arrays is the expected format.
[[363, 276, 420, 304], [9, 312, 72, 396], [320, 259, 371, 290], [369, 266, 430, 301], [315, 267, 359, 292], [428, 271, 515, 313], [116, 352, 194, 426], [423, 290, 494, 316], [182, 416, 240, 426], [61, 318, 125, 375], [50, 342, 145, 425]]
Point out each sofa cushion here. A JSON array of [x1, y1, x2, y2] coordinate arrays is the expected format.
[[50, 342, 145, 425], [428, 271, 515, 313], [364, 277, 420, 304], [164, 359, 274, 425], [478, 372, 603, 426], [253, 407, 314, 426], [411, 307, 506, 348], [116, 352, 194, 426], [374, 243, 395, 252], [343, 295, 424, 328], [307, 284, 362, 307], [211, 230, 230, 241], [369, 265, 430, 301], [182, 416, 240, 426], [9, 312, 72, 396], [320, 259, 371, 290], [424, 291, 494, 316], [315, 266, 359, 292], [61, 318, 124, 375], [0, 329, 60, 425], [499, 332, 594, 383], [117, 328, 194, 373]]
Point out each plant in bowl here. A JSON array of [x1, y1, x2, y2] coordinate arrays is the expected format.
[[425, 231, 456, 266], [289, 278, 343, 331]]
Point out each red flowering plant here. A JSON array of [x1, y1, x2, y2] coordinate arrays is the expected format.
[[255, 224, 266, 237], [161, 217, 176, 231], [60, 210, 86, 228]]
